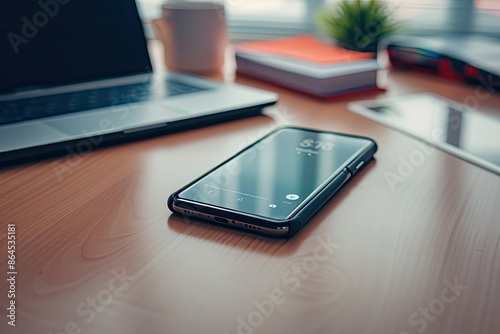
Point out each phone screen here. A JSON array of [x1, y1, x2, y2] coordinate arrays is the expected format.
[[178, 128, 371, 220]]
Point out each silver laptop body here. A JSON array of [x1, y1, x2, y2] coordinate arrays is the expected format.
[[0, 0, 277, 164]]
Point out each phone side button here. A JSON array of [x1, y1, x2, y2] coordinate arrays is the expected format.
[[355, 160, 364, 170], [342, 168, 352, 183], [347, 159, 363, 174]]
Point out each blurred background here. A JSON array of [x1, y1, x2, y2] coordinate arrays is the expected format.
[[137, 0, 500, 41]]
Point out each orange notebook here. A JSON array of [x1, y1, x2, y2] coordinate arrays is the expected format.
[[236, 35, 373, 64]]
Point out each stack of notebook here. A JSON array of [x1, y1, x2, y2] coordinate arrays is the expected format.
[[235, 35, 381, 98]]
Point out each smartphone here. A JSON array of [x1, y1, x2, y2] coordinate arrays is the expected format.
[[168, 127, 377, 238]]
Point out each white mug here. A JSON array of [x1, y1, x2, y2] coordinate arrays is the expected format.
[[152, 1, 227, 74]]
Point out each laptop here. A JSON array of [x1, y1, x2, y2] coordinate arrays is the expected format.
[[0, 0, 278, 164]]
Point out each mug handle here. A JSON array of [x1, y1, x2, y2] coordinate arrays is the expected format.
[[151, 18, 174, 69]]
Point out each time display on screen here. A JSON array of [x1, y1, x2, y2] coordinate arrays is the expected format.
[[296, 138, 335, 156]]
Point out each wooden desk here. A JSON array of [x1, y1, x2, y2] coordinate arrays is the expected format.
[[1, 57, 499, 334]]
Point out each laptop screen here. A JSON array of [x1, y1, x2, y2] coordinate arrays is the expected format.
[[0, 0, 152, 93]]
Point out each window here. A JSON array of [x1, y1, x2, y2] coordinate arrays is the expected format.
[[137, 0, 318, 40], [474, 0, 500, 35]]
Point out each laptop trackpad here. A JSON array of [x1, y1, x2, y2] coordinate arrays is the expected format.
[[44, 104, 183, 137], [0, 122, 66, 152]]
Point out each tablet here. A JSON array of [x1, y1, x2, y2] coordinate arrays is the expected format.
[[348, 93, 500, 175]]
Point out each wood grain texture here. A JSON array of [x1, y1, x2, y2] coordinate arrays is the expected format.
[[1, 46, 499, 334]]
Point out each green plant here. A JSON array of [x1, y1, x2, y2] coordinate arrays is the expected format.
[[318, 0, 401, 53]]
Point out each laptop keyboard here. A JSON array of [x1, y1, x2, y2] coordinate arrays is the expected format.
[[0, 79, 208, 125]]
